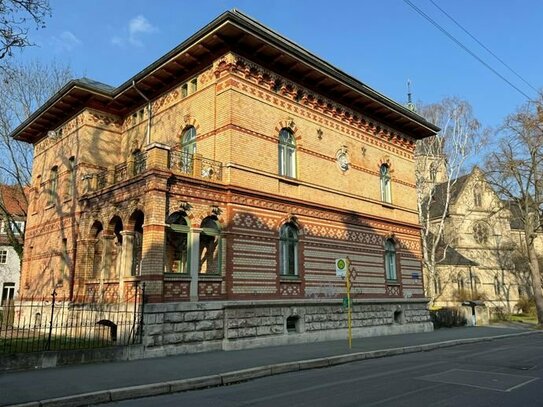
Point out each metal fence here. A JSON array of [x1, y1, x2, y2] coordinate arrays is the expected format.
[[0, 284, 145, 354]]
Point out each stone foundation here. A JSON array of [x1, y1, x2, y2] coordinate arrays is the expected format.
[[142, 299, 432, 356]]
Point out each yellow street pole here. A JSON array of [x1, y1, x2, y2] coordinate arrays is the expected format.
[[346, 257, 352, 349]]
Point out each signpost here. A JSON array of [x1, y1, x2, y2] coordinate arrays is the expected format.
[[336, 257, 354, 349]]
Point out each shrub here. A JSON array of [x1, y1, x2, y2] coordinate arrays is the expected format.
[[515, 296, 536, 316], [430, 307, 467, 329]]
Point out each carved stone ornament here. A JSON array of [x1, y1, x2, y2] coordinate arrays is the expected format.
[[336, 146, 350, 172]]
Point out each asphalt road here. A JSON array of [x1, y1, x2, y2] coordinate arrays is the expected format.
[[107, 334, 543, 407]]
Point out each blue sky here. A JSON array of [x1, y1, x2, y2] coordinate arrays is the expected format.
[[16, 0, 543, 132]]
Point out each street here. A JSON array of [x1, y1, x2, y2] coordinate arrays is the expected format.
[[108, 334, 543, 406]]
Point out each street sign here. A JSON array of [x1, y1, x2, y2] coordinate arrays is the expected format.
[[335, 258, 348, 277]]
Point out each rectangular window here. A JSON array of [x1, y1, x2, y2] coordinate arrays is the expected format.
[[0, 249, 7, 264], [1, 283, 15, 307], [12, 221, 24, 235], [190, 78, 198, 93], [181, 84, 188, 97]]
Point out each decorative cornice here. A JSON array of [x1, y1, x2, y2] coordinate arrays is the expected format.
[[213, 53, 417, 154]]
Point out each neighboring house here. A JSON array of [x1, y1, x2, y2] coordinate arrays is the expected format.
[[0, 184, 27, 308], [423, 167, 534, 313], [12, 11, 439, 350]]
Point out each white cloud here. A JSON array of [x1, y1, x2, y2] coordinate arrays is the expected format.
[[51, 31, 82, 52], [112, 15, 157, 47]]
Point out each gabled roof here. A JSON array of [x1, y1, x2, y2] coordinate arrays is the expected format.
[[428, 173, 471, 218], [12, 9, 439, 144], [429, 231, 478, 267], [0, 184, 27, 218]]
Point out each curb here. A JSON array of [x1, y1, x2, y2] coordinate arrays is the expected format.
[[8, 330, 541, 407]]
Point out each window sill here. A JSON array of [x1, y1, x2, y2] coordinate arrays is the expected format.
[[278, 176, 299, 186], [164, 273, 191, 280], [198, 273, 223, 280], [381, 202, 395, 209], [386, 280, 401, 286], [44, 203, 55, 211], [280, 275, 301, 282]]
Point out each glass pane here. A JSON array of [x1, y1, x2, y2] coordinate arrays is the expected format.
[[288, 242, 296, 275]]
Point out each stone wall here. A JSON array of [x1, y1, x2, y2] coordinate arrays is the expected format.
[[142, 299, 432, 356]]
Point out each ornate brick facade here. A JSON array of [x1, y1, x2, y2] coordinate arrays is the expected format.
[[13, 11, 438, 347]]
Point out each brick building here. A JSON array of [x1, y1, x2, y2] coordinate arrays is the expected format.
[[13, 11, 438, 350]]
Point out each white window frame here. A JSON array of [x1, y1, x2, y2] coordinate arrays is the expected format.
[[278, 129, 296, 178], [384, 239, 397, 281], [0, 249, 8, 264], [380, 164, 392, 203], [280, 223, 299, 276]]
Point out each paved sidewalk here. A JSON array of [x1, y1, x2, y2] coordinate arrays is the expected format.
[[2, 326, 540, 406]]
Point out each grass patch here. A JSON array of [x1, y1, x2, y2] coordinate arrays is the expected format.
[[509, 314, 538, 325]]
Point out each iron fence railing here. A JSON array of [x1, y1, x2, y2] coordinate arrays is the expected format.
[[0, 284, 145, 354]]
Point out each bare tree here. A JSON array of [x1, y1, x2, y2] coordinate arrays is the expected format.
[[415, 97, 484, 303], [485, 94, 543, 324], [0, 0, 51, 60], [0, 60, 72, 259]]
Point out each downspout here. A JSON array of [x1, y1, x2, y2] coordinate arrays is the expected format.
[[132, 80, 152, 145]]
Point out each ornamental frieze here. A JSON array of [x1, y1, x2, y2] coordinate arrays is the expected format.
[[229, 194, 419, 237], [213, 53, 416, 155], [86, 110, 122, 130]]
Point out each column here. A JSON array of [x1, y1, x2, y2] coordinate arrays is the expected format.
[[190, 229, 201, 301]]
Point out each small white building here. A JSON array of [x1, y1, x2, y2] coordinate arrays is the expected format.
[[0, 185, 26, 308]]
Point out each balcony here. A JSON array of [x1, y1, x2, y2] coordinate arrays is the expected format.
[[84, 146, 223, 194], [169, 150, 222, 182]]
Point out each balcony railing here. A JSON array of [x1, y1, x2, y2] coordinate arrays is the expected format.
[[170, 150, 223, 182], [85, 147, 222, 194]]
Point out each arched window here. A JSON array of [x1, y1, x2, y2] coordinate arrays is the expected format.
[[49, 165, 58, 204], [199, 217, 221, 274], [180, 126, 197, 173], [280, 222, 299, 276], [130, 210, 144, 276], [457, 275, 465, 291], [278, 128, 296, 178], [67, 157, 75, 197], [166, 211, 190, 274], [380, 164, 391, 203], [429, 163, 437, 182], [471, 274, 481, 292], [473, 184, 482, 207], [384, 239, 397, 281]]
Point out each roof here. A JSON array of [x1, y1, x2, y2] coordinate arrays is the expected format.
[[429, 231, 478, 267], [428, 173, 471, 218], [0, 184, 27, 218], [11, 9, 439, 144]]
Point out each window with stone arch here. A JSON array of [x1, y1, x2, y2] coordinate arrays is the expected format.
[[279, 222, 299, 276], [278, 128, 296, 178], [380, 164, 392, 203], [180, 126, 197, 173], [165, 211, 190, 274], [199, 217, 221, 274], [384, 238, 397, 281]]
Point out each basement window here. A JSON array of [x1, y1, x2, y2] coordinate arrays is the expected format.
[[286, 315, 299, 333]]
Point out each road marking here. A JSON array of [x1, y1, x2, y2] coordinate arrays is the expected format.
[[418, 368, 539, 392], [240, 361, 444, 405], [362, 383, 444, 406]]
